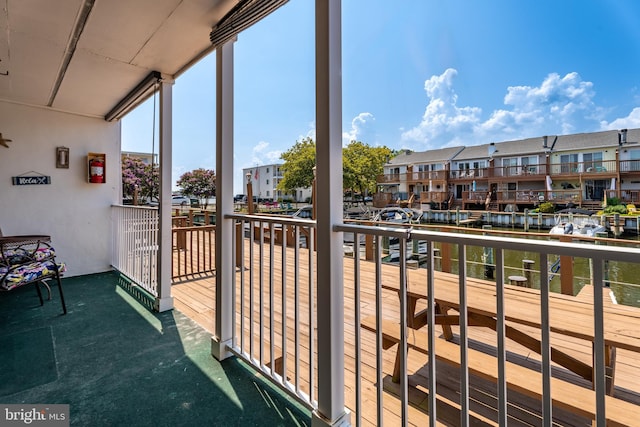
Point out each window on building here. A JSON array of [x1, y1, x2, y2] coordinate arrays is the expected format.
[[266, 179, 269, 185], [583, 152, 603, 171], [503, 158, 518, 176], [560, 153, 579, 173], [630, 149, 640, 171], [266, 167, 270, 173]]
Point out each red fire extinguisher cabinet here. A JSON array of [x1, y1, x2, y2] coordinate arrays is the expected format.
[[87, 152, 106, 183]]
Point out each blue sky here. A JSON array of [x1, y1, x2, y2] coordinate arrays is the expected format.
[[122, 0, 640, 194]]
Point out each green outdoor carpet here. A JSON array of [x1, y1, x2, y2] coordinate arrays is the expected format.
[[0, 326, 57, 396], [0, 271, 311, 426]]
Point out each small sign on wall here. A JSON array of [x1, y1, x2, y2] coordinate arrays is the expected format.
[[12, 175, 51, 185]]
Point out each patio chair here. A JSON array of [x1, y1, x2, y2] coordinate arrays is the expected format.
[[0, 237, 67, 314]]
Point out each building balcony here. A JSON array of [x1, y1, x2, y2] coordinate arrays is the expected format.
[[550, 160, 617, 176], [449, 167, 491, 180]]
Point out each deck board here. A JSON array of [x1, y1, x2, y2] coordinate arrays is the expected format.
[[171, 237, 640, 426]]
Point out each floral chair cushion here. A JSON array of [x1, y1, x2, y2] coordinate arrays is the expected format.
[[0, 244, 66, 291]]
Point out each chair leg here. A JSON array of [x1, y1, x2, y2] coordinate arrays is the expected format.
[[35, 282, 44, 306], [54, 272, 67, 315]]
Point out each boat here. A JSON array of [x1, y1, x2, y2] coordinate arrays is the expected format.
[[549, 208, 607, 237], [371, 206, 423, 224]]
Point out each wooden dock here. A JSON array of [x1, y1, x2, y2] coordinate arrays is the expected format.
[[172, 239, 640, 426]]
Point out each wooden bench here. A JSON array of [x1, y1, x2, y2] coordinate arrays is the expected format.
[[361, 316, 637, 426]]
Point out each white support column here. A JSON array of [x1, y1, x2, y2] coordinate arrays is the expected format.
[[313, 1, 349, 426], [156, 77, 175, 312], [211, 39, 235, 361]]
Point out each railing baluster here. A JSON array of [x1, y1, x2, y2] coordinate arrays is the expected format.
[[294, 225, 301, 395], [353, 231, 362, 427], [539, 253, 552, 426], [593, 259, 606, 426], [458, 242, 468, 427], [281, 223, 287, 387], [495, 248, 507, 425], [259, 221, 264, 367], [399, 237, 408, 427], [375, 235, 383, 427], [269, 223, 275, 377]]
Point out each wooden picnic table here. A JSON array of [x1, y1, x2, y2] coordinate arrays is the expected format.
[[381, 270, 640, 394]]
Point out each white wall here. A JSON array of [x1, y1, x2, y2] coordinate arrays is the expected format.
[[0, 102, 120, 276]]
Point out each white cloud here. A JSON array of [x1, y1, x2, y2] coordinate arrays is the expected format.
[[342, 112, 376, 145], [401, 68, 482, 149], [251, 141, 282, 165], [494, 72, 597, 136], [401, 69, 612, 148], [600, 107, 640, 130], [299, 121, 316, 141]]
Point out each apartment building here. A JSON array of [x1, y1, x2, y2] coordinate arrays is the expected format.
[[377, 128, 640, 211], [242, 164, 312, 202]]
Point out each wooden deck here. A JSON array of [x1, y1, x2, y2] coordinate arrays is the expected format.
[[171, 239, 640, 426]]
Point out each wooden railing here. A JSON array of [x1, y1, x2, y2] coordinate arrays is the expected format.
[[449, 167, 490, 180], [492, 163, 547, 178], [550, 159, 617, 175], [172, 224, 216, 280]]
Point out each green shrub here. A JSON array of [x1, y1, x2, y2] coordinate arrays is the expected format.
[[603, 205, 627, 215], [606, 196, 621, 206], [538, 202, 555, 213]]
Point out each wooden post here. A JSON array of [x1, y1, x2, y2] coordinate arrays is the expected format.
[[455, 207, 460, 226], [235, 222, 242, 268], [523, 209, 529, 232], [522, 259, 535, 288], [537, 212, 542, 231], [559, 235, 574, 295], [433, 247, 441, 271], [440, 241, 452, 273], [247, 178, 254, 214], [365, 234, 374, 261]]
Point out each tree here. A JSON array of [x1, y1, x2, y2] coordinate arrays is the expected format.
[[277, 138, 393, 197], [176, 168, 216, 208], [122, 156, 159, 204], [277, 137, 317, 192], [343, 141, 392, 196]]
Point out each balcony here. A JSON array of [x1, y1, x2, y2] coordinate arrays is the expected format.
[[550, 160, 617, 176], [492, 164, 547, 179], [94, 206, 640, 425], [449, 167, 491, 181]]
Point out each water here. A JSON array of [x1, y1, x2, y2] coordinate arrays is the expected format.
[[379, 230, 640, 308]]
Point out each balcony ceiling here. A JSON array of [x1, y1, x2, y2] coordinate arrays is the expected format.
[[0, 0, 238, 119]]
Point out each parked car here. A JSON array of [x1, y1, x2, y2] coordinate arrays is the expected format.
[[172, 195, 191, 206], [234, 194, 245, 202]]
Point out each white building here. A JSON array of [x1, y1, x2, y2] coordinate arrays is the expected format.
[[242, 164, 312, 202], [121, 151, 158, 165]]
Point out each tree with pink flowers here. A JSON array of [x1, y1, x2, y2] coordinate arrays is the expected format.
[[176, 168, 216, 208], [122, 156, 159, 204]]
